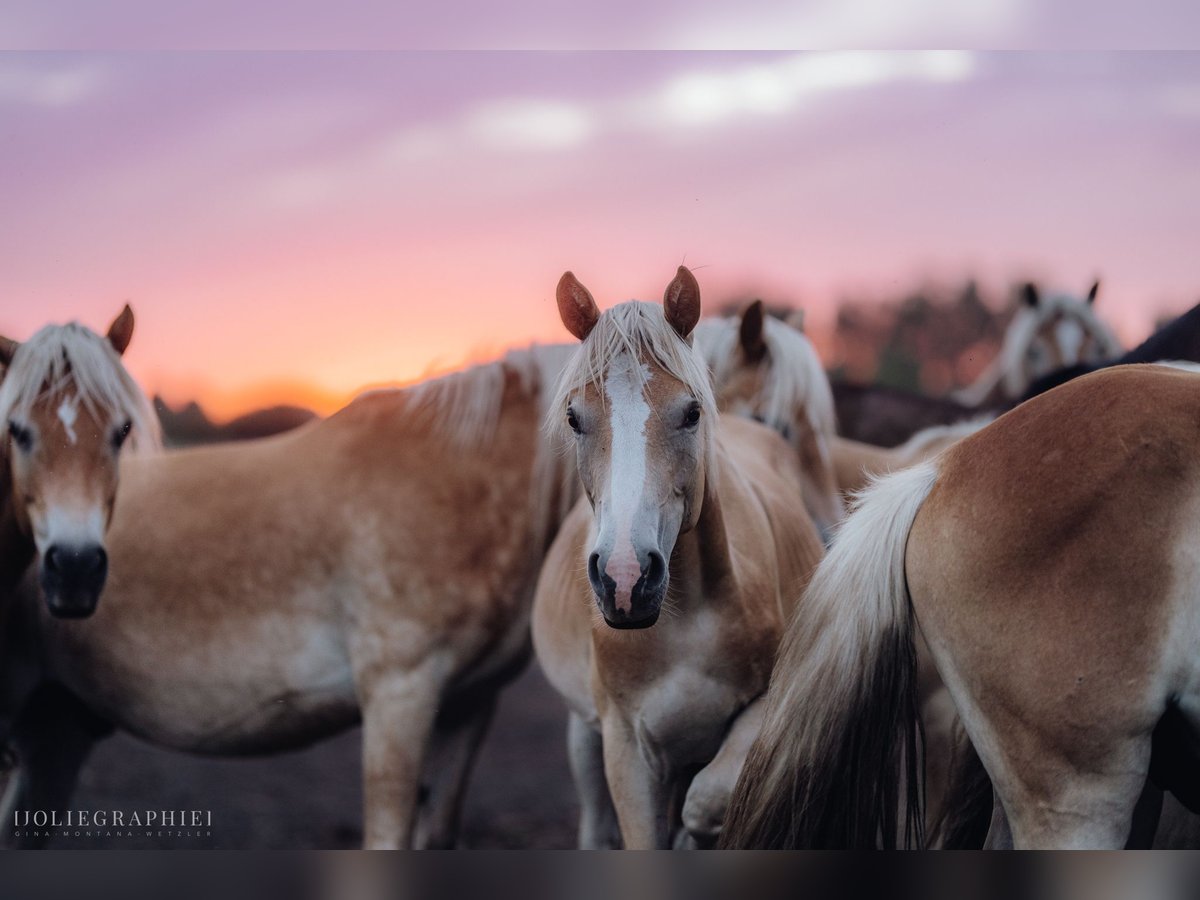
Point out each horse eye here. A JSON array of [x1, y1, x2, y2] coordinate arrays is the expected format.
[[112, 419, 132, 450], [7, 420, 32, 452], [682, 403, 702, 429], [566, 409, 582, 434]]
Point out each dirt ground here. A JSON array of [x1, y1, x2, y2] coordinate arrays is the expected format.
[[46, 663, 578, 849]]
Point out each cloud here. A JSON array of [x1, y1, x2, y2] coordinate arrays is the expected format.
[[665, 0, 1025, 49], [259, 51, 978, 210], [0, 60, 105, 107], [652, 51, 975, 126], [464, 98, 595, 151]]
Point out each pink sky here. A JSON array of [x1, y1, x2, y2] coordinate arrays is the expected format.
[[2, 47, 1200, 418]]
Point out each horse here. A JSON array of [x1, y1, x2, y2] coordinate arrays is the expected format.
[[532, 267, 824, 849], [723, 364, 1200, 849], [832, 283, 1122, 446], [693, 300, 843, 540], [953, 281, 1120, 406], [0, 342, 579, 849], [0, 307, 158, 617], [829, 420, 990, 496], [1022, 301, 1200, 400]]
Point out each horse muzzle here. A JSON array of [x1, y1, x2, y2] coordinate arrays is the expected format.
[[40, 543, 108, 619], [587, 548, 667, 630]]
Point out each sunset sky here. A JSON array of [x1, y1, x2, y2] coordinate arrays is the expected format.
[[3, 36, 1199, 417]]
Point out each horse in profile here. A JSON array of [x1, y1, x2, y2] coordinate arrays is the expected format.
[[694, 301, 843, 539], [0, 307, 157, 617], [724, 365, 1200, 848], [1, 342, 577, 848], [532, 267, 824, 848], [954, 281, 1120, 406]]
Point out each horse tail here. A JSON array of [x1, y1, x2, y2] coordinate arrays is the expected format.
[[721, 459, 939, 849]]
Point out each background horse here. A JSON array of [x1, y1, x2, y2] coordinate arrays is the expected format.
[[1, 342, 578, 849], [953, 281, 1120, 406], [0, 307, 157, 617], [724, 365, 1200, 849], [532, 268, 824, 848], [694, 300, 843, 540], [833, 282, 1122, 445], [1022, 300, 1200, 400]]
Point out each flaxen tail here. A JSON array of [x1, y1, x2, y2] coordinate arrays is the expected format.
[[721, 460, 939, 849]]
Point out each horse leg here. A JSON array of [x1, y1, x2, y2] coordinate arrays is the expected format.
[[413, 691, 498, 850], [358, 662, 445, 849], [568, 712, 619, 848], [982, 733, 1149, 849], [1126, 779, 1164, 849], [601, 717, 672, 849], [982, 790, 1012, 849], [4, 684, 108, 848]]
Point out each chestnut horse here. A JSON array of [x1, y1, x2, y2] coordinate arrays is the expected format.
[[0, 307, 157, 616], [694, 301, 843, 540], [1, 343, 577, 848], [533, 268, 823, 848], [725, 364, 1200, 849]]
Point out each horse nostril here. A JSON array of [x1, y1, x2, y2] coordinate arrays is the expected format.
[[87, 546, 108, 576], [587, 552, 603, 589], [644, 551, 666, 589], [44, 546, 62, 574]]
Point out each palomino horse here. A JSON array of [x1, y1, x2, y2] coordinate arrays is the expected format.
[[694, 301, 843, 539], [0, 307, 158, 616], [954, 281, 1120, 406], [1022, 301, 1200, 401], [1, 343, 578, 848], [532, 268, 824, 849], [829, 421, 989, 496], [694, 300, 988, 834], [724, 364, 1200, 849]]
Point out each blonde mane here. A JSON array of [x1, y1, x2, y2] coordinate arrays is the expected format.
[[406, 343, 576, 448], [695, 313, 838, 445], [403, 342, 580, 551], [550, 301, 719, 473], [0, 322, 160, 453]]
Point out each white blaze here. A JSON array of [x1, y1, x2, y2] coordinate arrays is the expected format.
[[603, 354, 652, 612], [57, 396, 79, 445], [34, 502, 106, 557], [1055, 317, 1086, 365]]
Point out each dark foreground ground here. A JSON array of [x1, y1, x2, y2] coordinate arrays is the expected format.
[[43, 663, 577, 849]]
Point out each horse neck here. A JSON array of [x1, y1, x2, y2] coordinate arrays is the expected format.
[[668, 449, 736, 608], [0, 461, 33, 596]]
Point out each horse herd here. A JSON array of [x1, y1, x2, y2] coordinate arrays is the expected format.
[[1, 267, 1198, 850]]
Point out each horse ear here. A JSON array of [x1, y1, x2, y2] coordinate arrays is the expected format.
[[1086, 280, 1100, 304], [739, 300, 767, 363], [785, 309, 806, 333], [556, 272, 600, 342], [106, 304, 135, 356], [0, 336, 18, 368], [1022, 283, 1040, 308], [663, 266, 701, 339]]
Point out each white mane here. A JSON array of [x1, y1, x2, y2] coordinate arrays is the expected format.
[[551, 301, 719, 473], [694, 312, 838, 444], [0, 322, 160, 452]]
